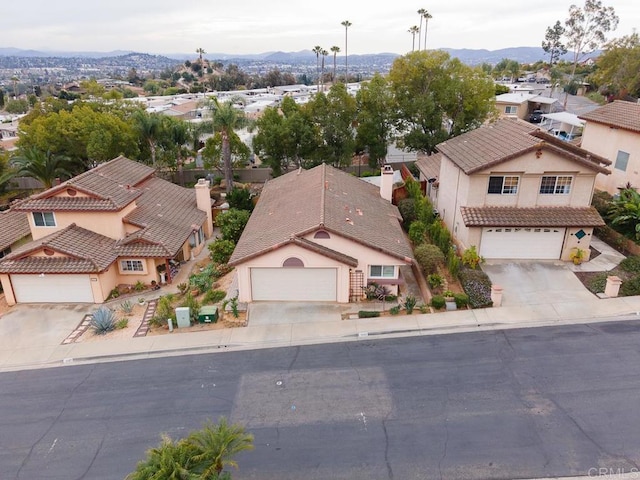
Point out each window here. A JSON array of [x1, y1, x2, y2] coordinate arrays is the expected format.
[[120, 260, 144, 272], [505, 106, 517, 114], [615, 150, 629, 171], [488, 176, 519, 194], [369, 265, 395, 278], [540, 176, 572, 194], [32, 212, 56, 227], [0, 247, 10, 259], [314, 230, 330, 239]]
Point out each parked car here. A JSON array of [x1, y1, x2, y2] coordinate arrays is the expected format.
[[528, 110, 543, 123]]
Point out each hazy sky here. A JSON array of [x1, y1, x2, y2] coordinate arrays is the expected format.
[[3, 1, 638, 55]]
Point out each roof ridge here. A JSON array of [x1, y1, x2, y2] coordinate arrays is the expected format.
[[319, 163, 326, 226]]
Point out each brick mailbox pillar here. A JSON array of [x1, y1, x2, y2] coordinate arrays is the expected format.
[[491, 285, 504, 307], [604, 276, 623, 298]]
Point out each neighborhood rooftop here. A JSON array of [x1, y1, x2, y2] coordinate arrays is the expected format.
[[579, 100, 640, 133]]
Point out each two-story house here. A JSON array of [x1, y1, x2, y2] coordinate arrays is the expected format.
[[0, 156, 213, 305], [578, 100, 640, 195], [228, 164, 414, 303], [434, 118, 610, 261]]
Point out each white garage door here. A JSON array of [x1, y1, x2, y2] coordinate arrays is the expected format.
[[251, 268, 337, 301], [11, 274, 94, 303], [480, 227, 565, 260]]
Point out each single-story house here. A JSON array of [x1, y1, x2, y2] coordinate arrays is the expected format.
[[228, 164, 414, 303]]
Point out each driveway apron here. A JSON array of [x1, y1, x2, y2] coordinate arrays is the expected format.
[[248, 302, 345, 326]]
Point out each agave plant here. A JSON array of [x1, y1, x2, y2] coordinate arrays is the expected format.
[[90, 307, 117, 335], [120, 300, 134, 315]]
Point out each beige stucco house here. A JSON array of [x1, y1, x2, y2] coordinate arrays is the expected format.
[[434, 118, 610, 261], [495, 93, 557, 121], [579, 100, 640, 195], [228, 164, 414, 303], [0, 156, 213, 305]]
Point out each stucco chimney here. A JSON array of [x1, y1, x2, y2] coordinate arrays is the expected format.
[[380, 165, 394, 202], [195, 179, 213, 238]]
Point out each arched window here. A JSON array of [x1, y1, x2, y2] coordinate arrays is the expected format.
[[283, 257, 304, 267], [314, 230, 330, 239]]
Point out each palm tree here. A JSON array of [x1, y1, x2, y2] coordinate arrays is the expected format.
[[209, 99, 245, 194], [11, 76, 19, 99], [10, 148, 75, 188], [126, 435, 196, 480], [196, 48, 206, 64], [330, 46, 340, 82], [422, 10, 433, 50], [341, 20, 352, 83], [321, 49, 329, 91], [417, 9, 427, 51], [188, 417, 254, 478], [132, 110, 163, 167], [408, 26, 419, 52], [312, 45, 323, 92]]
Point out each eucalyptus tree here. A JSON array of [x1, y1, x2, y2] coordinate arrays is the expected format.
[[341, 20, 352, 82], [542, 20, 568, 66], [592, 33, 640, 98]]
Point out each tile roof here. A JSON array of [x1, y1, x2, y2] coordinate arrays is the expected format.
[[229, 164, 414, 265], [15, 156, 154, 212], [579, 100, 640, 133], [0, 224, 118, 274], [415, 152, 442, 181], [0, 208, 31, 251], [436, 118, 611, 175], [460, 206, 605, 227]]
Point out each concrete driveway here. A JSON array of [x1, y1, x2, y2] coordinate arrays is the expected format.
[[247, 302, 346, 326], [482, 261, 596, 307]]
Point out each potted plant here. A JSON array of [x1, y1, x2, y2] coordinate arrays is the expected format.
[[570, 247, 586, 265], [138, 297, 145, 306], [443, 290, 457, 311]]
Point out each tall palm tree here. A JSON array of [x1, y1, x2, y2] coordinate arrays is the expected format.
[[341, 20, 352, 83], [196, 48, 206, 63], [188, 417, 254, 478], [11, 76, 19, 99], [320, 49, 328, 91], [422, 10, 433, 50], [408, 26, 419, 52], [312, 45, 323, 92], [330, 46, 340, 82], [417, 9, 427, 51], [132, 110, 163, 167], [10, 148, 75, 189], [209, 99, 244, 194]]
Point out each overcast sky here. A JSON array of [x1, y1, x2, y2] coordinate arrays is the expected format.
[[3, 1, 638, 56]]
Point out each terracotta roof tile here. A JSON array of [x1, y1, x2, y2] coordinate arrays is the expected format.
[[579, 100, 640, 133], [460, 206, 605, 227], [229, 164, 413, 265], [415, 152, 442, 181], [0, 208, 31, 251]]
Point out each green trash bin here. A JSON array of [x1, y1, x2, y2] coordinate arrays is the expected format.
[[198, 306, 218, 323]]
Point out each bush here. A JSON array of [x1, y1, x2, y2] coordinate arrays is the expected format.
[[408, 221, 427, 245], [177, 283, 188, 295], [152, 295, 176, 327], [116, 318, 129, 329], [216, 208, 251, 243], [90, 307, 117, 334], [461, 246, 484, 269], [364, 282, 391, 300], [430, 295, 445, 310], [358, 310, 381, 318], [414, 243, 445, 274], [586, 272, 608, 294], [203, 289, 227, 304], [403, 295, 417, 314], [134, 280, 145, 291], [591, 190, 613, 218], [108, 287, 120, 299], [226, 187, 254, 211], [427, 273, 444, 290], [447, 247, 461, 278], [458, 268, 493, 308], [427, 220, 453, 255], [397, 198, 417, 229], [389, 305, 401, 315], [619, 256, 640, 274], [180, 293, 201, 324], [621, 276, 640, 296], [209, 239, 236, 264], [453, 293, 469, 309]]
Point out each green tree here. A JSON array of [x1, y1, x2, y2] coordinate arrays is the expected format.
[[355, 73, 394, 167], [388, 50, 496, 153], [591, 33, 640, 98], [542, 20, 568, 65], [126, 434, 197, 480], [4, 99, 29, 114], [188, 417, 254, 478], [0, 89, 5, 109], [132, 110, 164, 167], [609, 188, 640, 240], [216, 208, 251, 243], [252, 106, 288, 176], [10, 147, 77, 188]]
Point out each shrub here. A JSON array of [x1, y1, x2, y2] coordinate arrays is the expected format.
[[427, 220, 453, 255], [358, 310, 381, 318], [587, 272, 608, 294], [430, 295, 445, 310], [418, 304, 429, 313], [447, 247, 461, 278], [458, 268, 493, 308], [108, 287, 120, 299], [397, 198, 417, 229], [180, 293, 201, 324], [177, 283, 188, 295], [152, 295, 176, 327], [120, 300, 134, 315], [203, 289, 226, 304], [90, 307, 117, 334], [461, 246, 484, 269], [427, 273, 444, 290], [415, 196, 435, 225], [414, 243, 445, 274], [134, 280, 145, 291], [223, 295, 240, 318], [403, 295, 417, 314], [591, 190, 613, 218], [619, 256, 640, 274], [364, 282, 391, 300], [216, 208, 251, 243], [408, 221, 427, 245], [621, 276, 640, 296], [453, 293, 469, 309], [389, 305, 401, 315], [226, 187, 254, 211], [116, 318, 129, 329], [189, 264, 216, 292], [208, 239, 236, 264]]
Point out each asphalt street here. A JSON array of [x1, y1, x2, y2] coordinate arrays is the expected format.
[[2, 320, 640, 480]]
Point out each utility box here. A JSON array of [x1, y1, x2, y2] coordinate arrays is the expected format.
[[175, 307, 191, 328], [198, 306, 218, 323]]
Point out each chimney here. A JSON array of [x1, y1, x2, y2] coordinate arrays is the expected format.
[[380, 165, 394, 202], [195, 178, 213, 238]]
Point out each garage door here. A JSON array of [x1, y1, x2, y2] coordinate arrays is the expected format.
[[250, 268, 337, 301], [11, 274, 94, 303], [480, 227, 565, 260]]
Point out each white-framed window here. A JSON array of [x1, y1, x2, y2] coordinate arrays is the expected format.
[[504, 106, 517, 114], [120, 259, 145, 272], [32, 211, 56, 227], [615, 150, 629, 171], [488, 175, 519, 194], [369, 265, 396, 278], [540, 175, 572, 194]]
